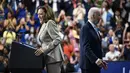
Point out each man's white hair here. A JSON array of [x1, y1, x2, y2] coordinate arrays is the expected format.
[[88, 7, 101, 19]]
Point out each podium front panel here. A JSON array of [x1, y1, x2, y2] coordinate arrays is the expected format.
[[9, 42, 44, 69]]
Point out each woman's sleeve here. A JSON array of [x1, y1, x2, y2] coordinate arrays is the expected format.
[[42, 20, 62, 54]]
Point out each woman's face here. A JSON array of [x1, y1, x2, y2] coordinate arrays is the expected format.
[[20, 18, 25, 24], [108, 29, 114, 36], [7, 12, 12, 18], [115, 11, 120, 16], [74, 51, 80, 57], [113, 39, 119, 45], [102, 1, 107, 8], [38, 8, 45, 24]]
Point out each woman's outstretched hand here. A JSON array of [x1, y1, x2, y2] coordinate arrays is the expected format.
[[35, 47, 44, 56]]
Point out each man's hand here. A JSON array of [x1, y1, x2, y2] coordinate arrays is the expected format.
[[96, 59, 108, 70], [101, 61, 108, 70], [35, 47, 44, 56]]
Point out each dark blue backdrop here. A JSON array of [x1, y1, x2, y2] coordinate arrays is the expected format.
[[101, 61, 130, 73]]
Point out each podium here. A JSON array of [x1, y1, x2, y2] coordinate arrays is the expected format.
[[9, 42, 44, 73]]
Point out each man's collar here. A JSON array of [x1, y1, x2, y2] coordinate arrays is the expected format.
[[88, 20, 96, 28]]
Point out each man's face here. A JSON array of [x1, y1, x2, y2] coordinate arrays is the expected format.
[[38, 9, 45, 24], [109, 44, 115, 52], [93, 11, 101, 25]]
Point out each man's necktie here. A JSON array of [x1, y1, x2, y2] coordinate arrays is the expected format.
[[94, 27, 101, 40]]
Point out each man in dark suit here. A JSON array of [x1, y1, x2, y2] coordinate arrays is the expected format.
[[79, 7, 108, 73]]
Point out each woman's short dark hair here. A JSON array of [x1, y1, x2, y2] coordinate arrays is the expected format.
[[37, 5, 55, 23]]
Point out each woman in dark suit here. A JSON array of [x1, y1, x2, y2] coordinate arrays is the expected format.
[[35, 5, 64, 73]]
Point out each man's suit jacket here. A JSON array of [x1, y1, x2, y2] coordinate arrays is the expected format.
[[37, 20, 65, 64], [79, 21, 103, 70]]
